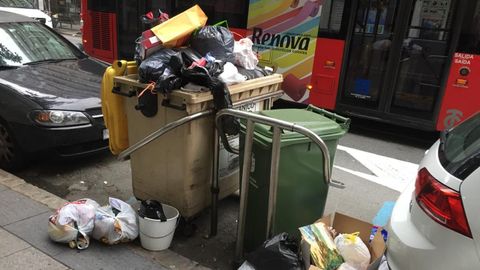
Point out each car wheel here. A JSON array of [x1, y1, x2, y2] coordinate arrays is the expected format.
[[0, 121, 24, 171]]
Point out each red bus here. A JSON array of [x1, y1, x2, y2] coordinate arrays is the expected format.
[[81, 0, 480, 131]]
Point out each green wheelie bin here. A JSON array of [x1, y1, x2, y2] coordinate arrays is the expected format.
[[242, 105, 350, 251]]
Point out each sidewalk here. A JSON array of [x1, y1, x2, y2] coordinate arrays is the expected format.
[[0, 169, 208, 270]]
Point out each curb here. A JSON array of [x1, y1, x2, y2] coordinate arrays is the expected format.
[[0, 169, 67, 210]]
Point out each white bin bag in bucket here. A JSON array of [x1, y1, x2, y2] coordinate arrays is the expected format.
[[138, 203, 179, 251]]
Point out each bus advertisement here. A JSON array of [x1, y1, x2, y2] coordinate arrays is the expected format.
[[247, 0, 322, 103]]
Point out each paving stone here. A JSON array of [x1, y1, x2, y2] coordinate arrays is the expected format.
[[0, 228, 30, 258], [54, 241, 166, 270], [34, 195, 67, 210], [8, 182, 67, 210], [0, 175, 25, 189], [4, 212, 66, 257], [128, 244, 208, 270], [0, 189, 49, 226], [0, 247, 68, 270]]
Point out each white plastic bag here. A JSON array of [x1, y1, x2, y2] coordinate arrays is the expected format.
[[377, 255, 389, 270], [92, 197, 139, 244], [48, 198, 99, 249], [219, 62, 247, 85], [334, 233, 371, 270], [233, 38, 258, 70], [338, 262, 359, 270]]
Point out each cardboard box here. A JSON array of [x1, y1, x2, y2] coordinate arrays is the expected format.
[[301, 212, 386, 270], [150, 5, 207, 48], [139, 29, 162, 60]]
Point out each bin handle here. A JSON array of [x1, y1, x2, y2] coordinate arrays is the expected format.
[[161, 99, 187, 111], [306, 105, 351, 130], [112, 86, 136, 97]]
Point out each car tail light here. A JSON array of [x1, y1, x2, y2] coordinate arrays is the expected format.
[[415, 168, 472, 238]]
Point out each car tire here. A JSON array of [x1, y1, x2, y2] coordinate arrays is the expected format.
[[0, 121, 25, 171]]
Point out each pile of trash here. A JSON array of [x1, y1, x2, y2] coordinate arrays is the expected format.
[[299, 223, 370, 270], [48, 197, 138, 249], [240, 213, 388, 270], [131, 5, 272, 134]]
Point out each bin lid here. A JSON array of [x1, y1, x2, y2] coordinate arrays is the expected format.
[[254, 109, 345, 142]]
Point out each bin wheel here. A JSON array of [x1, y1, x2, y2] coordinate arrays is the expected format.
[[182, 223, 196, 237], [177, 217, 197, 237]]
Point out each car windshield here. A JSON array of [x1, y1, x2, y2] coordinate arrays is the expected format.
[[439, 113, 480, 180], [0, 0, 34, 8], [0, 22, 79, 67]]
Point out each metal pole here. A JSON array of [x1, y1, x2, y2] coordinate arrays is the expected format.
[[266, 127, 282, 239], [235, 119, 254, 261], [209, 128, 220, 237]]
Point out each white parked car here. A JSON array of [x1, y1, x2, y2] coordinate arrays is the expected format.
[[0, 0, 52, 28], [387, 112, 480, 269]]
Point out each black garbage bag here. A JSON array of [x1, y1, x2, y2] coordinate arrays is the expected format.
[[156, 70, 183, 95], [206, 61, 225, 78], [167, 52, 184, 74], [181, 65, 212, 86], [138, 200, 167, 222], [177, 47, 203, 68], [134, 36, 143, 66], [140, 10, 169, 28], [138, 48, 185, 95], [190, 26, 235, 63], [243, 233, 302, 270], [181, 65, 239, 135], [138, 48, 179, 83], [180, 61, 224, 87], [210, 79, 240, 135]]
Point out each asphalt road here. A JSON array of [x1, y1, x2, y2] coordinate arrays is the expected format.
[[15, 115, 437, 269]]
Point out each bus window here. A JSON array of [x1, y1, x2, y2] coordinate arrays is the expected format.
[[407, 0, 455, 41], [456, 1, 480, 54], [318, 0, 350, 38], [173, 0, 248, 28], [87, 0, 115, 12]]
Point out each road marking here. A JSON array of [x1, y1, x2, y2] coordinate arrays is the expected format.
[[335, 145, 419, 192]]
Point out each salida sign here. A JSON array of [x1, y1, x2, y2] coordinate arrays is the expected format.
[[251, 27, 311, 54], [454, 53, 474, 65]]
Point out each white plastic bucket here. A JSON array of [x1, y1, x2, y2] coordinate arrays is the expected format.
[[138, 203, 179, 251]]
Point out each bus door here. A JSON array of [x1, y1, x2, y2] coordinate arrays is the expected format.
[[337, 0, 459, 129]]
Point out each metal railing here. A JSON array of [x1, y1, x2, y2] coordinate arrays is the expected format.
[[118, 110, 214, 160], [211, 108, 338, 261]]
